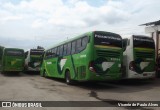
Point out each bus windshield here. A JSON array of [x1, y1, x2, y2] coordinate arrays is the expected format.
[[30, 50, 44, 56], [94, 32, 122, 47], [5, 50, 24, 56], [133, 36, 155, 49]]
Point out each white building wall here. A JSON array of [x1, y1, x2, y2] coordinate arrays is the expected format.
[[145, 25, 160, 58]]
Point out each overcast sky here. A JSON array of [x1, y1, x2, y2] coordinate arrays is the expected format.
[[0, 0, 160, 50]]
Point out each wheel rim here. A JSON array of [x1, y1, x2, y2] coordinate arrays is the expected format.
[[66, 78, 70, 83], [66, 72, 70, 83]]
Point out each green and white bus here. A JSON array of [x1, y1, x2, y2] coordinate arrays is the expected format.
[[0, 46, 4, 69], [0, 47, 25, 73], [122, 35, 155, 79], [40, 31, 123, 84], [25, 48, 44, 72]]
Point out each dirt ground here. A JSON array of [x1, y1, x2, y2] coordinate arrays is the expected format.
[[0, 72, 160, 110]]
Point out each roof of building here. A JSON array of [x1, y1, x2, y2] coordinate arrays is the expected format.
[[140, 20, 160, 26]]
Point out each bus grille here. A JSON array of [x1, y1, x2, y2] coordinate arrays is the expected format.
[[135, 52, 154, 58], [97, 50, 120, 57]]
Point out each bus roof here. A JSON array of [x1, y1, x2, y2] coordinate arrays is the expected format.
[[30, 49, 44, 51], [45, 31, 92, 50], [132, 35, 151, 38], [4, 48, 24, 51], [46, 31, 121, 51]]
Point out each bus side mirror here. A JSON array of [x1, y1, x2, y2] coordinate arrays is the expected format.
[[122, 46, 127, 52]]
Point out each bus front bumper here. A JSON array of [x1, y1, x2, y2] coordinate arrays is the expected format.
[[128, 71, 156, 79], [27, 67, 40, 71], [86, 72, 122, 81]]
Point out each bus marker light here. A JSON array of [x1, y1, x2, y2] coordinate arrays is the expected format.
[[89, 62, 96, 72], [89, 67, 95, 72]]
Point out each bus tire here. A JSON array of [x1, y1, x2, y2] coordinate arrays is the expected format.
[[65, 71, 72, 85]]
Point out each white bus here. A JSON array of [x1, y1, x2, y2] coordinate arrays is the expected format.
[[122, 35, 156, 79], [25, 48, 44, 72]]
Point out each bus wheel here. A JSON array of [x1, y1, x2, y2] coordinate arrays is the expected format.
[[65, 71, 72, 85]]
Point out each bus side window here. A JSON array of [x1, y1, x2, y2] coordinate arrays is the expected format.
[[82, 36, 88, 50], [51, 48, 54, 57], [59, 45, 63, 57], [56, 47, 60, 57], [76, 38, 82, 53], [53, 48, 57, 57], [48, 50, 52, 58], [49, 49, 51, 57], [71, 41, 76, 54], [67, 42, 71, 55], [63, 44, 67, 56]]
